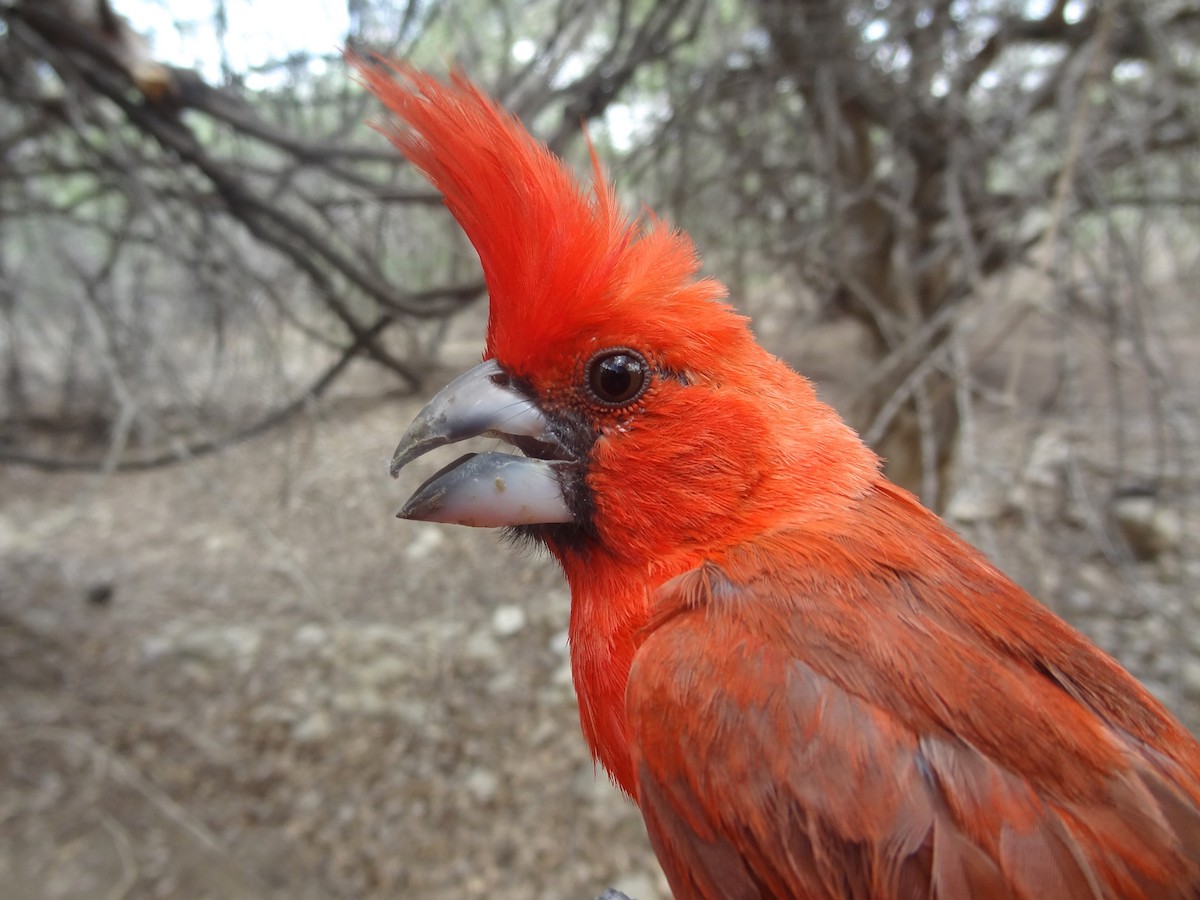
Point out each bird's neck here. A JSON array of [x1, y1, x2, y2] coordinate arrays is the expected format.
[[557, 554, 659, 797]]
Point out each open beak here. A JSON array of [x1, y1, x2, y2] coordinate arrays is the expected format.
[[389, 359, 576, 527]]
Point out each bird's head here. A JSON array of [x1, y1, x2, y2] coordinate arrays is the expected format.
[[358, 60, 878, 578]]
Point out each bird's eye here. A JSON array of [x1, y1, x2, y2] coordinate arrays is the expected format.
[[586, 349, 649, 407]]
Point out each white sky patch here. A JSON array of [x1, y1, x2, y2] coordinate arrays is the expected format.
[[603, 99, 662, 153], [1062, 0, 1087, 24], [118, 0, 348, 85], [1113, 60, 1146, 82], [862, 19, 888, 42], [511, 38, 537, 64], [1023, 0, 1056, 17], [117, 2, 648, 147]]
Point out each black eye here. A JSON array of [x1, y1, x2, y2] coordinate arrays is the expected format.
[[586, 349, 649, 407]]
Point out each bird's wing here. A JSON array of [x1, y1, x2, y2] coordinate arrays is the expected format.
[[626, 556, 1200, 900]]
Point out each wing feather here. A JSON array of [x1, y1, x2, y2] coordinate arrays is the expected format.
[[626, 555, 1200, 899]]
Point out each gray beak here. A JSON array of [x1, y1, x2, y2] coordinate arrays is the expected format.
[[389, 359, 575, 527]]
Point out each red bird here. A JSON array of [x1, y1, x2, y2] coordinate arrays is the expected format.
[[356, 58, 1200, 898]]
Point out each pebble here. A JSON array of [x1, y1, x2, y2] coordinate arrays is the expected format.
[[465, 767, 500, 804], [353, 656, 409, 688], [1180, 658, 1200, 696], [1111, 495, 1183, 561], [491, 604, 527, 637], [487, 670, 519, 695], [609, 872, 664, 900], [548, 629, 570, 656], [945, 483, 1006, 523], [292, 711, 334, 744], [251, 703, 300, 725], [403, 525, 445, 561], [330, 688, 388, 716], [552, 660, 574, 689], [392, 699, 431, 727], [293, 624, 329, 648], [463, 630, 503, 666], [1024, 432, 1069, 487], [141, 624, 261, 667]]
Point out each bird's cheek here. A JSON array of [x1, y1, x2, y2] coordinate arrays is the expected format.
[[584, 442, 669, 560], [586, 432, 748, 562]]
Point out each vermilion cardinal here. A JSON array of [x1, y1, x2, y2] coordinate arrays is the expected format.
[[356, 58, 1200, 898]]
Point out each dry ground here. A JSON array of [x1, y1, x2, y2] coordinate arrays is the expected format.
[[2, 303, 1199, 899]]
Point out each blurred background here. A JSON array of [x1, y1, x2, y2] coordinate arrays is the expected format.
[[1, 0, 1198, 897]]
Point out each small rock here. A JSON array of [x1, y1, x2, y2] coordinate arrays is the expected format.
[[143, 624, 261, 667], [140, 635, 173, 663], [1180, 659, 1200, 696], [403, 525, 444, 561], [608, 872, 663, 900], [293, 624, 329, 648], [548, 628, 570, 656], [543, 588, 570, 609], [487, 670, 519, 695], [292, 711, 334, 745], [491, 604, 527, 637], [1061, 589, 1094, 614], [295, 788, 324, 812], [465, 767, 500, 804], [392, 699, 430, 727], [572, 763, 619, 803], [359, 623, 412, 648], [1078, 564, 1109, 592], [18, 606, 60, 638], [354, 656, 409, 688], [330, 688, 388, 716], [1024, 432, 1069, 487], [463, 630, 502, 666], [552, 659, 574, 689], [945, 483, 1006, 523], [529, 718, 559, 746], [1111, 495, 1183, 561], [251, 703, 300, 725], [1131, 614, 1171, 649]]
